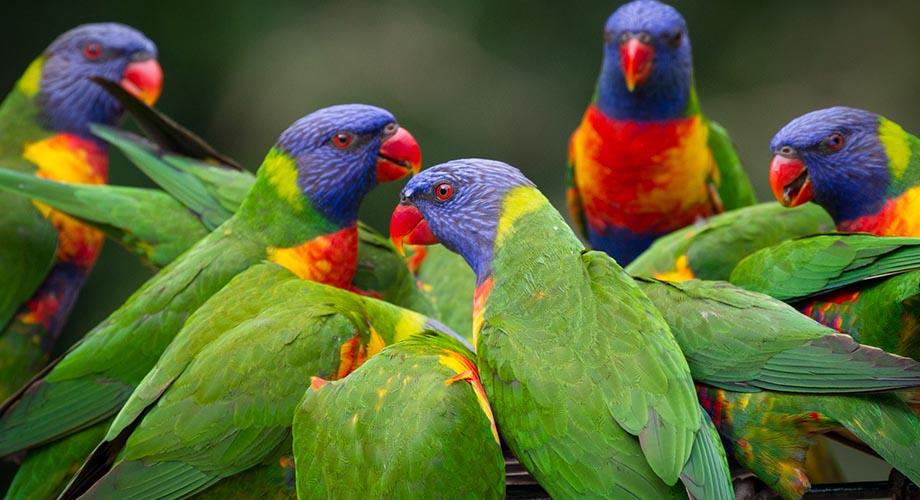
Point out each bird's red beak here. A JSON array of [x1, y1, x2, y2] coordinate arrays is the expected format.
[[377, 127, 421, 183], [620, 38, 654, 92], [120, 57, 163, 106], [770, 154, 813, 207], [390, 203, 438, 255]]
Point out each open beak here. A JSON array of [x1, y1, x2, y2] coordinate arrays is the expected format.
[[120, 55, 163, 106], [620, 38, 654, 92], [377, 127, 421, 183], [770, 154, 813, 207], [390, 203, 438, 255]]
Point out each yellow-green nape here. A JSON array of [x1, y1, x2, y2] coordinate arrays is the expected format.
[[17, 57, 45, 97], [879, 117, 911, 180], [260, 148, 305, 211], [496, 186, 549, 247]]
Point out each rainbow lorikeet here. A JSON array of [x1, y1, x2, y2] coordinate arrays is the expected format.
[[769, 106, 920, 236], [0, 104, 421, 500], [392, 159, 732, 499], [56, 262, 467, 500], [0, 23, 163, 400], [294, 331, 502, 499], [0, 84, 438, 321], [567, 0, 756, 265], [392, 159, 920, 499]]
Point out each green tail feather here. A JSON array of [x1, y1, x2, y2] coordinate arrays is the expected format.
[[680, 410, 734, 500], [0, 380, 129, 455], [5, 423, 107, 500]]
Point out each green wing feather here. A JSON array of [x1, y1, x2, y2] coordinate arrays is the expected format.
[[0, 168, 210, 268], [706, 119, 757, 211], [0, 219, 265, 456], [680, 411, 733, 500], [627, 202, 833, 281], [294, 331, 503, 499], [731, 234, 920, 301], [59, 263, 445, 500], [90, 124, 247, 230], [638, 278, 920, 393]]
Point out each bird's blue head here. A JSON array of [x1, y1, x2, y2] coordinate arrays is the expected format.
[[31, 23, 162, 137], [769, 106, 889, 224], [391, 159, 535, 282], [271, 104, 421, 228], [596, 0, 694, 121]]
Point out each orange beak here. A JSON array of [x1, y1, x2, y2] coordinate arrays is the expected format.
[[769, 154, 814, 207], [390, 203, 438, 255], [620, 38, 654, 92], [120, 57, 163, 106], [377, 127, 421, 183]]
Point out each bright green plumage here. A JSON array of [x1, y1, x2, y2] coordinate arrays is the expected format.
[[638, 277, 920, 499], [58, 262, 450, 500], [627, 203, 833, 281], [411, 244, 476, 339], [0, 105, 415, 499], [294, 331, 503, 499]]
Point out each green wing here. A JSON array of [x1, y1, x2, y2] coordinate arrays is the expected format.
[[294, 331, 503, 499], [59, 263, 441, 500], [0, 191, 57, 331], [730, 234, 920, 301], [91, 124, 251, 230], [706, 119, 756, 211], [627, 202, 833, 281], [413, 244, 476, 339], [580, 252, 706, 484], [0, 219, 265, 456], [637, 278, 920, 393], [0, 168, 209, 268]]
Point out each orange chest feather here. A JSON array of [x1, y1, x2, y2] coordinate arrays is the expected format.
[[837, 186, 920, 237], [267, 226, 359, 289], [570, 106, 718, 232], [22, 133, 107, 266]]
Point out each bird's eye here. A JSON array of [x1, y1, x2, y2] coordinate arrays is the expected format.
[[636, 32, 652, 45], [332, 132, 353, 148], [84, 42, 103, 60], [663, 29, 683, 48], [435, 183, 453, 201], [383, 123, 398, 135], [779, 146, 795, 156], [618, 32, 631, 44], [824, 132, 844, 150]]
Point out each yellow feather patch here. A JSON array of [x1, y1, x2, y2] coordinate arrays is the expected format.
[[653, 255, 696, 282], [17, 57, 44, 97], [261, 148, 304, 210], [496, 186, 546, 247], [439, 350, 500, 444], [879, 118, 910, 180], [393, 312, 425, 343]]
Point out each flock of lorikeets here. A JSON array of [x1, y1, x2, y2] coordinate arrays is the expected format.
[[1, 0, 919, 499]]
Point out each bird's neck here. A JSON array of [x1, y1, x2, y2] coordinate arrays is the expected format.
[[879, 119, 920, 200], [594, 60, 699, 121], [473, 187, 585, 342], [236, 148, 341, 247]]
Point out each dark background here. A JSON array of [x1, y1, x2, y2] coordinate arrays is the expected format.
[[2, 0, 918, 487]]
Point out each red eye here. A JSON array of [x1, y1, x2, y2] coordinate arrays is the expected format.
[[333, 132, 352, 148], [435, 183, 453, 200], [84, 42, 103, 60], [825, 132, 844, 150]]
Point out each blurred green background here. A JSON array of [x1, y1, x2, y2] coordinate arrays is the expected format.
[[2, 0, 919, 490]]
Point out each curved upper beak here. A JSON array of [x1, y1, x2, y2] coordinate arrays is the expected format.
[[620, 37, 654, 92], [769, 154, 813, 207], [390, 203, 438, 255], [120, 54, 163, 106], [377, 127, 421, 183]]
